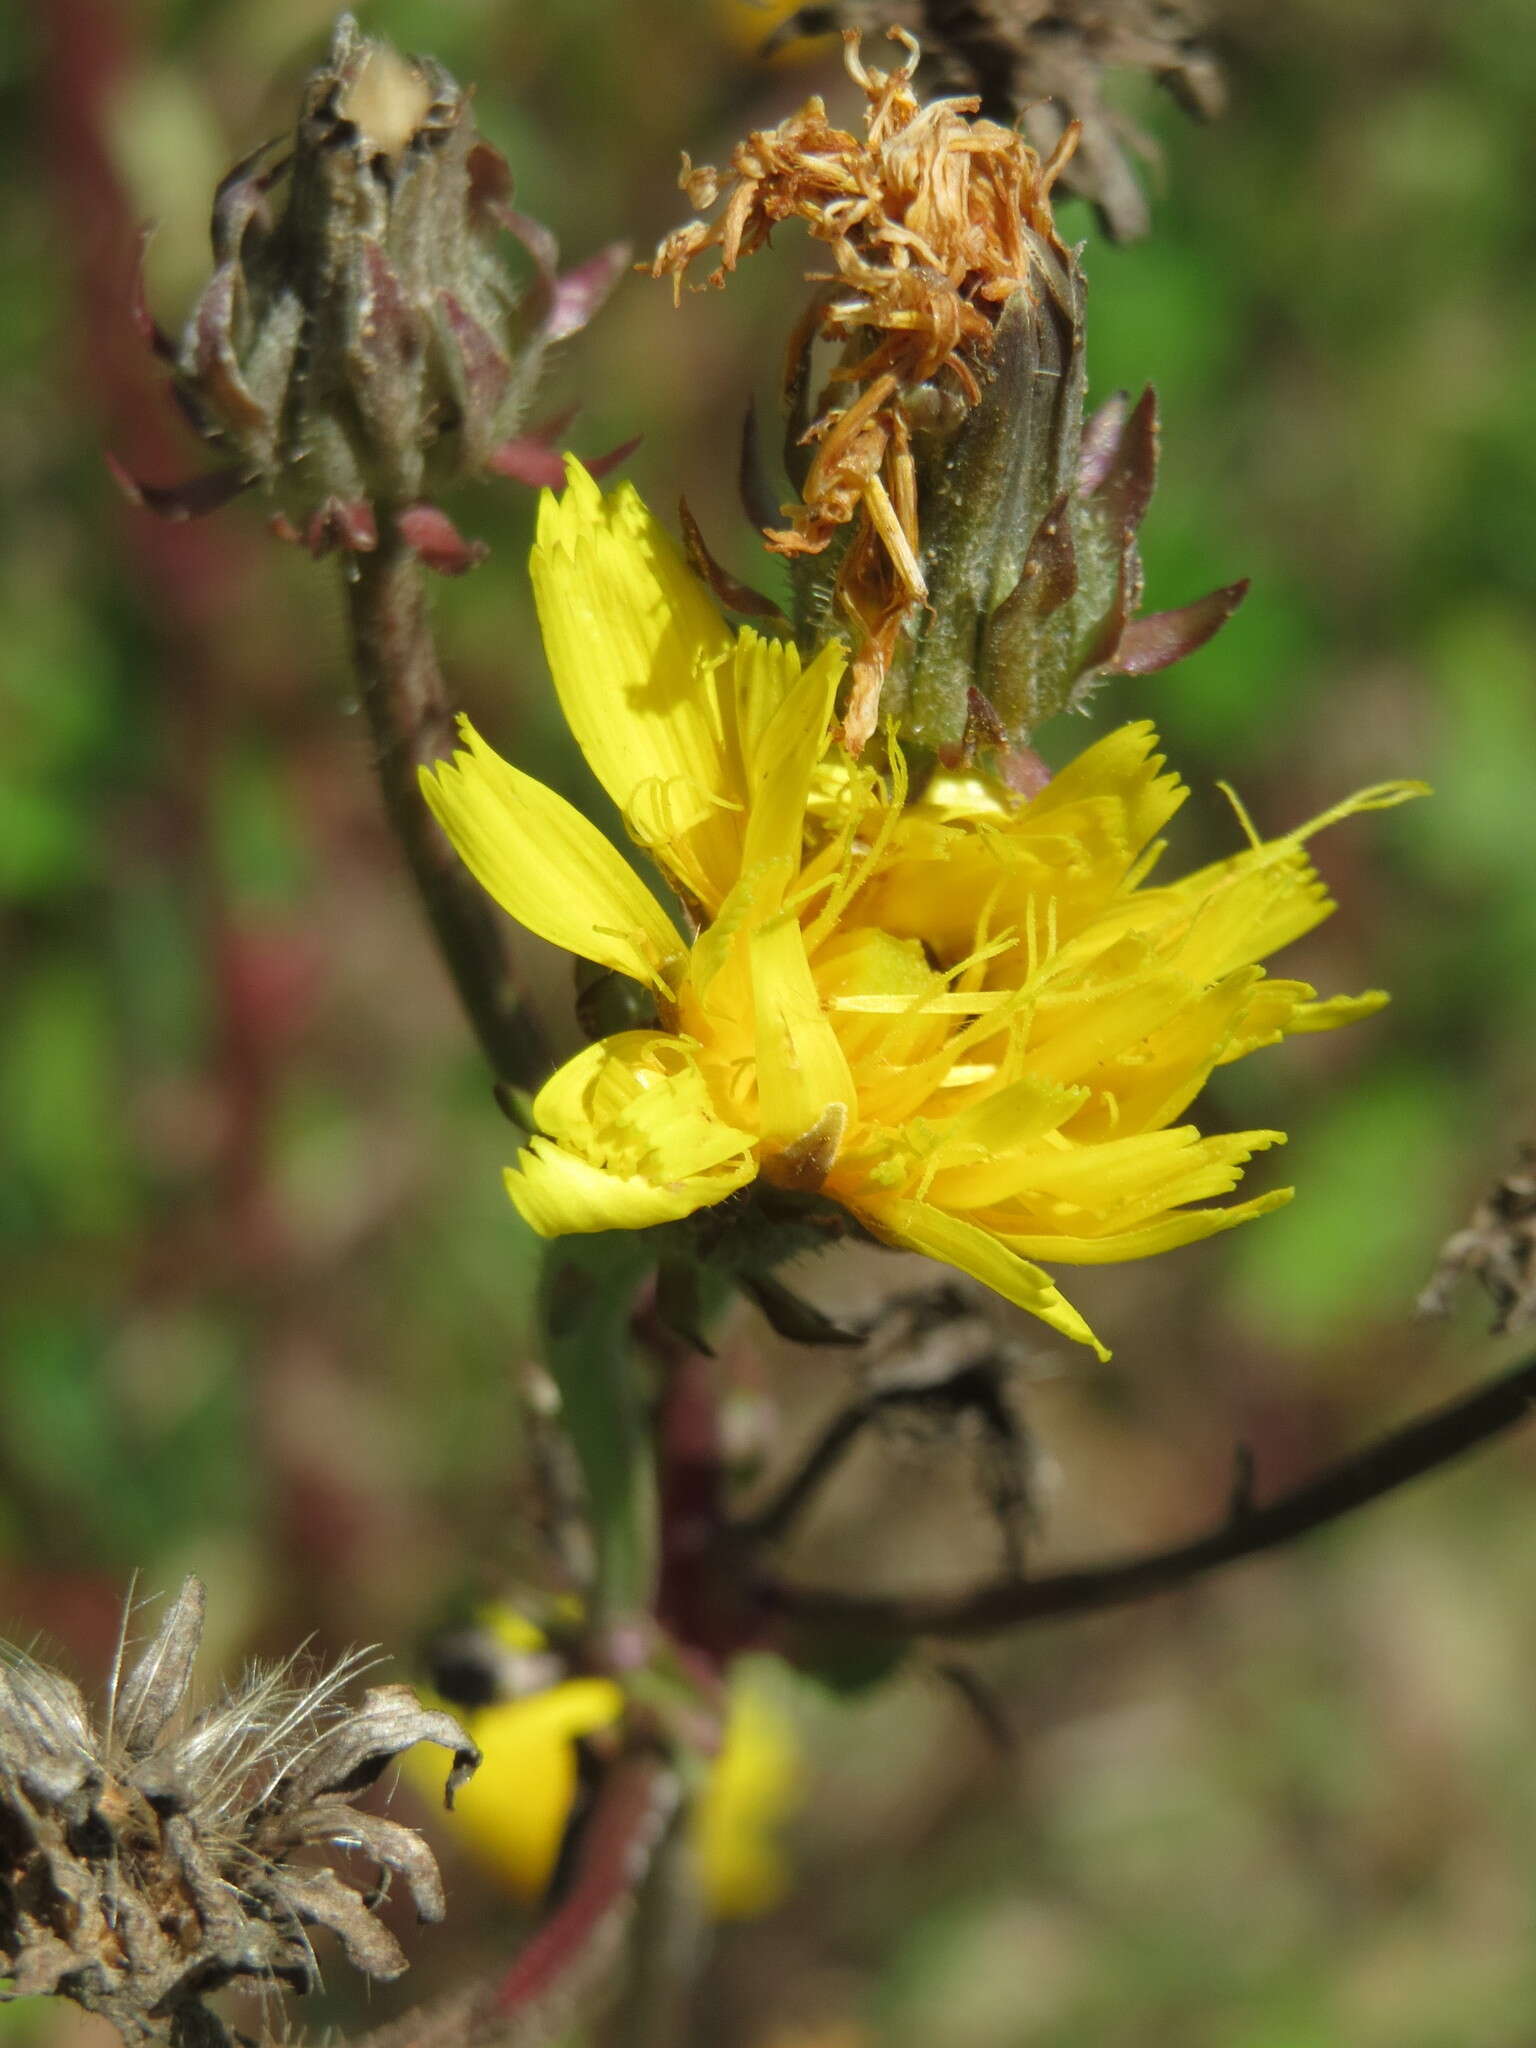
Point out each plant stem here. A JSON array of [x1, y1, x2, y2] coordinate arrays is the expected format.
[[604, 1803, 703, 2048], [350, 1751, 680, 2048], [344, 532, 552, 1094], [760, 1347, 1536, 1639]]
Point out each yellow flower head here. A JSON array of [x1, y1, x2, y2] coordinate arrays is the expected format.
[[422, 463, 1422, 1359], [406, 1619, 799, 1918]]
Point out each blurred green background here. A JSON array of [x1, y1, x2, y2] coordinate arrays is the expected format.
[[2, 0, 1536, 2042]]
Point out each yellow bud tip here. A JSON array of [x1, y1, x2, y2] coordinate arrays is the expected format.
[[340, 41, 434, 161]]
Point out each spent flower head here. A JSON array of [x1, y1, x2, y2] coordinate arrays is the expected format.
[[759, 0, 1224, 242], [653, 31, 1243, 757], [1420, 1145, 1536, 1336], [419, 466, 1423, 1359], [0, 1576, 477, 2048]]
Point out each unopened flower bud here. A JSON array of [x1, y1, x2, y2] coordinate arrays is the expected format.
[[126, 16, 627, 562]]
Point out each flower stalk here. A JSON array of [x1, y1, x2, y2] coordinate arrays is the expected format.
[[345, 531, 554, 1094], [121, 15, 634, 1097]]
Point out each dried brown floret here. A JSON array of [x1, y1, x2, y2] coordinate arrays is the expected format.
[[0, 1577, 477, 2048], [761, 0, 1224, 242], [657, 26, 1246, 762], [654, 29, 1077, 749]]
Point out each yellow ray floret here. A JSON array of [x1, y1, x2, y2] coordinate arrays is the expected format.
[[421, 460, 1426, 1358], [404, 1613, 800, 1917]]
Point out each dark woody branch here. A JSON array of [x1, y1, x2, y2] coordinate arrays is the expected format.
[[757, 1347, 1536, 1640]]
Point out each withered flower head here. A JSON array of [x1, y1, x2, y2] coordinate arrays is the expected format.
[[654, 30, 1243, 759], [760, 0, 1225, 242], [0, 1576, 478, 2048], [1420, 1145, 1536, 1336], [124, 15, 627, 568]]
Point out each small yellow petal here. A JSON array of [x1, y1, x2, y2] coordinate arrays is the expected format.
[[994, 1184, 1294, 1263], [738, 636, 844, 881], [973, 1129, 1285, 1246], [696, 1682, 803, 1921], [533, 461, 743, 908], [854, 1193, 1110, 1359], [420, 720, 684, 991], [1157, 779, 1429, 981], [439, 1681, 623, 1902], [537, 1032, 760, 1180], [1021, 717, 1186, 862], [749, 915, 856, 1179], [1284, 989, 1389, 1033], [916, 1076, 1093, 1208]]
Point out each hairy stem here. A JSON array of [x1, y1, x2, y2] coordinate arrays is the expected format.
[[344, 534, 552, 1093], [761, 1348, 1536, 1639]]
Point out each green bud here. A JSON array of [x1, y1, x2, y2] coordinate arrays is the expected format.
[[131, 16, 625, 563]]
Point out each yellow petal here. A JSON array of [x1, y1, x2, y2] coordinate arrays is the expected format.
[[984, 1127, 1285, 1233], [420, 720, 684, 992], [1283, 989, 1389, 1033], [916, 1076, 1092, 1209], [532, 461, 743, 909], [1159, 778, 1429, 980], [993, 1184, 1294, 1263], [853, 1193, 1110, 1359], [737, 636, 844, 882], [812, 926, 952, 1115], [1063, 969, 1270, 1137], [749, 915, 856, 1182], [696, 1684, 803, 1921], [443, 1681, 624, 1902], [541, 1031, 760, 1177], [1026, 964, 1200, 1085], [1020, 718, 1186, 863]]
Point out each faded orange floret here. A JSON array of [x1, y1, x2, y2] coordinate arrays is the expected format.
[[651, 28, 1077, 751]]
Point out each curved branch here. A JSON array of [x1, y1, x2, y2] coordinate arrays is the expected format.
[[759, 1348, 1536, 1640]]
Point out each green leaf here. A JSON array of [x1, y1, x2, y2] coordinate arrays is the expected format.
[[538, 1232, 659, 1625]]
